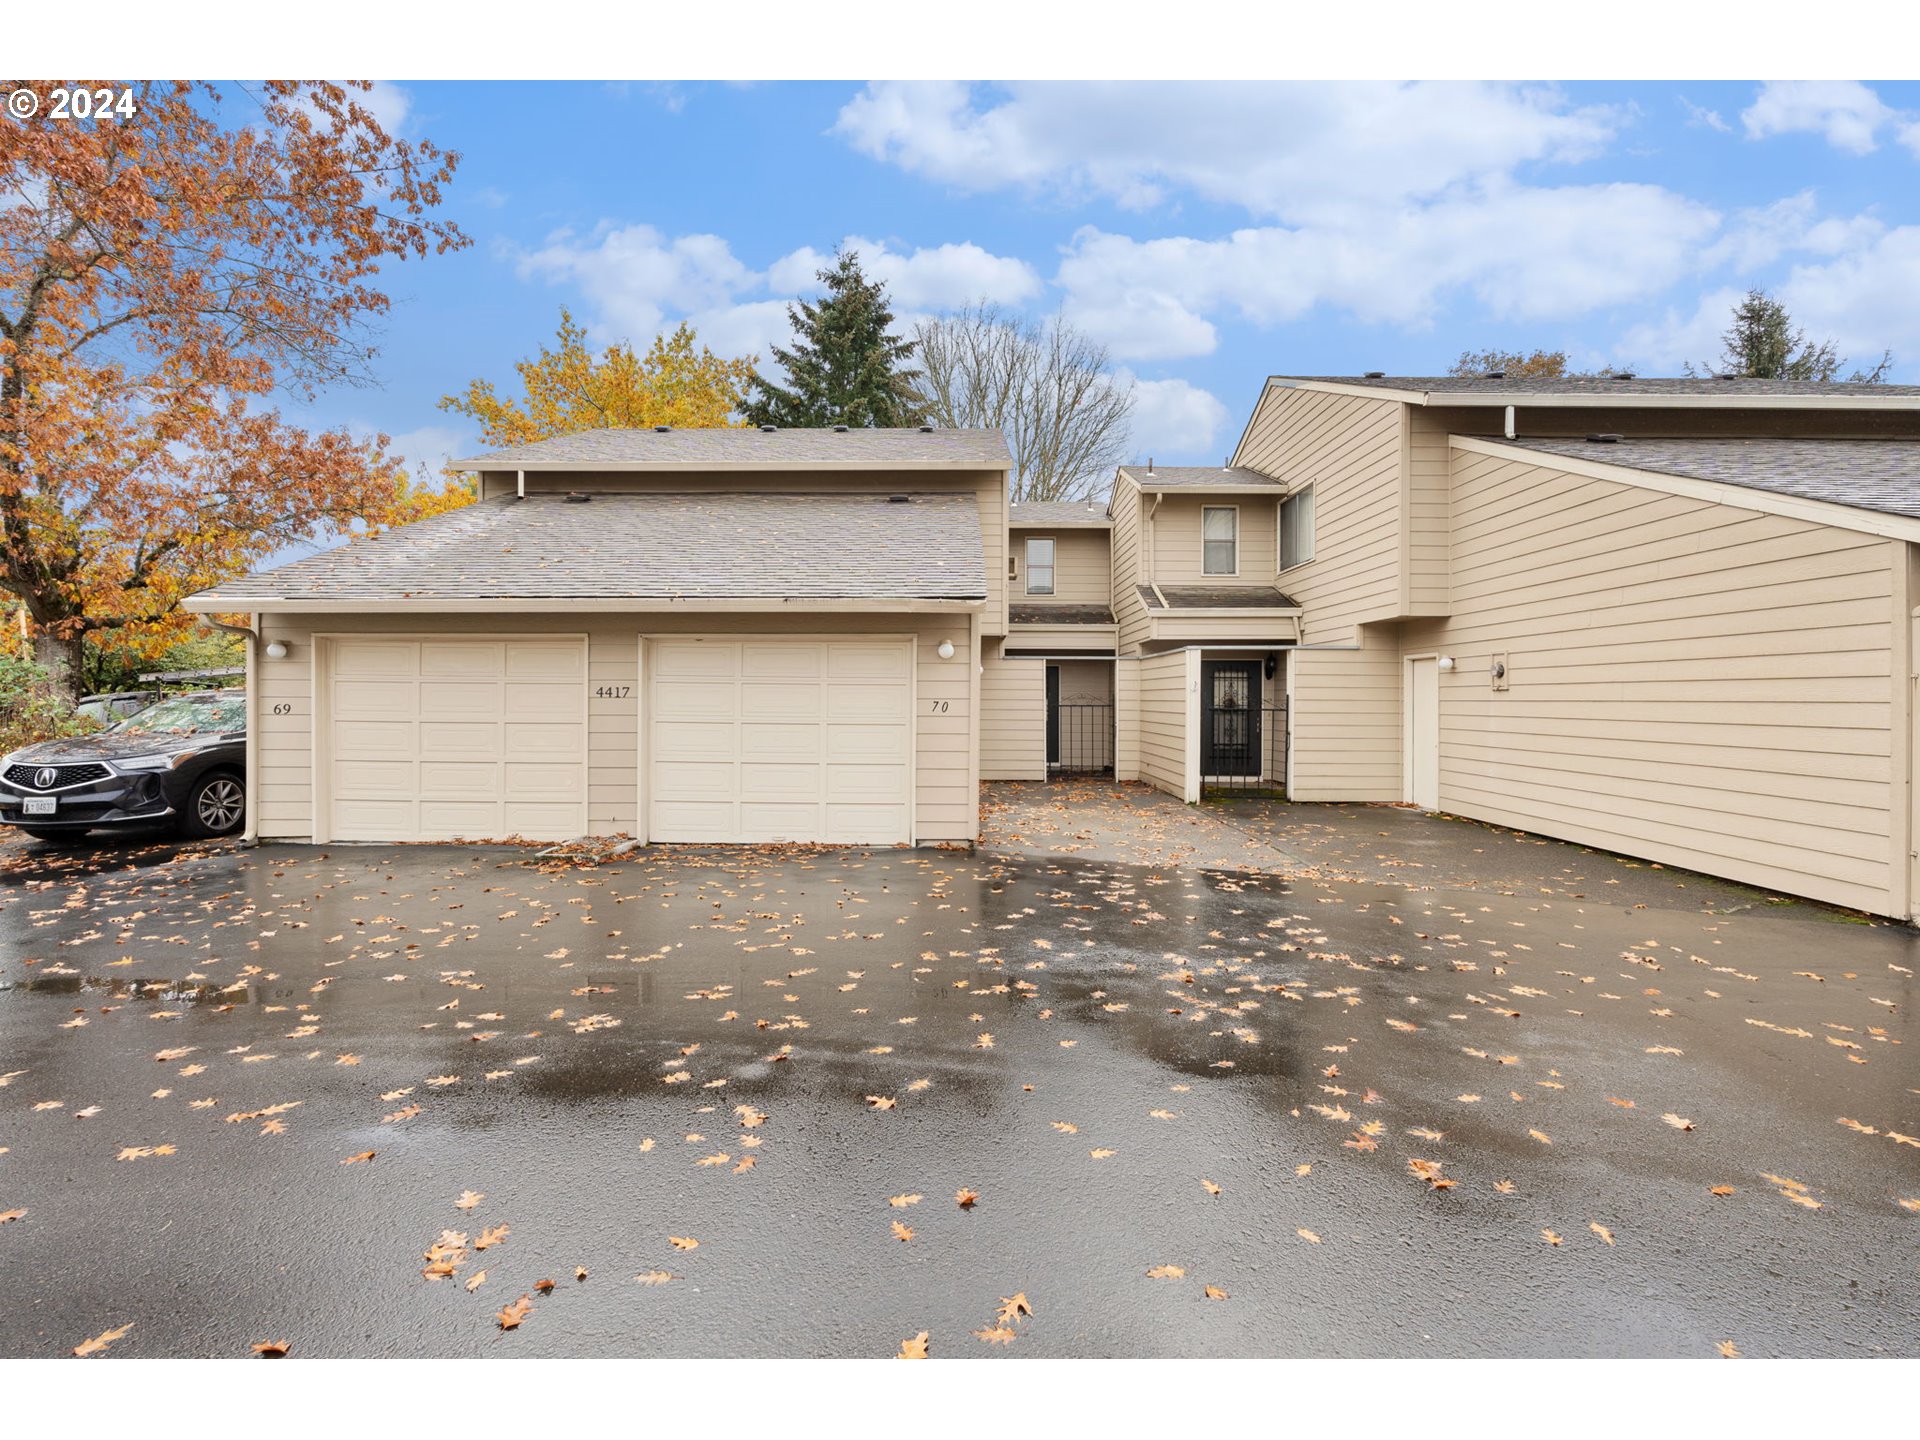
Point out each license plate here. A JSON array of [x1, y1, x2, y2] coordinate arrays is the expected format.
[[22, 797, 55, 816]]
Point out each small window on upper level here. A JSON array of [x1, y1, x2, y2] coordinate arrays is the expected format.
[[1202, 506, 1237, 575], [1025, 536, 1056, 595], [1280, 486, 1315, 570]]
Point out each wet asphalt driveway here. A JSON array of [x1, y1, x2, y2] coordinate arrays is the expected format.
[[0, 797, 1916, 1358]]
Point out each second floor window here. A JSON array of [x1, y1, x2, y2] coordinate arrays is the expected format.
[[1203, 506, 1237, 575], [1025, 537, 1056, 595], [1280, 486, 1315, 570]]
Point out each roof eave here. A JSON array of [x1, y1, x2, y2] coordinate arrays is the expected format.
[[1268, 377, 1920, 410], [452, 458, 1012, 474], [183, 595, 987, 615]]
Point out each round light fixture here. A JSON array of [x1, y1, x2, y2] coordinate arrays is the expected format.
[[1437, 656, 1455, 671], [937, 639, 955, 660], [265, 641, 289, 659]]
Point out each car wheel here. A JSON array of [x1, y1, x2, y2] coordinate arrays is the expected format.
[[19, 828, 91, 845], [182, 772, 246, 838]]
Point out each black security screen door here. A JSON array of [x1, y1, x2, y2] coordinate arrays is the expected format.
[[1202, 660, 1262, 777]]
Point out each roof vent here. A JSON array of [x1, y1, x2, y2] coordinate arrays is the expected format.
[[653, 424, 671, 433], [1612, 370, 1635, 381], [888, 494, 911, 504], [1484, 369, 1506, 380], [1716, 372, 1744, 381], [833, 424, 850, 433], [918, 424, 935, 433], [1363, 370, 1385, 379], [1585, 433, 1623, 444], [1147, 456, 1155, 475], [564, 490, 593, 502], [759, 423, 778, 432]]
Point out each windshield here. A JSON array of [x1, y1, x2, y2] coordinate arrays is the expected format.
[[109, 693, 246, 738]]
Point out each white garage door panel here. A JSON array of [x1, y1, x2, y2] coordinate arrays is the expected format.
[[648, 638, 912, 844], [326, 636, 587, 843]]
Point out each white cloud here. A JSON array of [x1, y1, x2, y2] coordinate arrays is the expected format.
[[834, 81, 1622, 222], [1679, 96, 1731, 133], [1057, 183, 1720, 359], [1120, 374, 1228, 457], [359, 81, 412, 134], [769, 237, 1041, 310], [1703, 190, 1886, 272], [1741, 81, 1901, 154], [514, 223, 759, 340]]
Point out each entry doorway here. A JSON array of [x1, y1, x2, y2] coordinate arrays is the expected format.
[[1405, 655, 1440, 811], [1200, 659, 1263, 778]]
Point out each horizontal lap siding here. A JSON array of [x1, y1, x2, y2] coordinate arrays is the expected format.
[[1137, 650, 1194, 801], [980, 641, 1044, 780], [1150, 496, 1278, 580], [251, 612, 979, 845], [1111, 480, 1150, 654], [1287, 633, 1402, 801], [1410, 448, 1902, 914], [1234, 388, 1404, 641], [1114, 661, 1141, 780], [1406, 409, 1452, 613], [1013, 527, 1110, 605]]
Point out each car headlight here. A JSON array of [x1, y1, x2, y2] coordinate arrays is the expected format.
[[116, 749, 199, 772]]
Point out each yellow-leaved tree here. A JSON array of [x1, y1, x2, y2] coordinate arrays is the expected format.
[[439, 309, 757, 446]]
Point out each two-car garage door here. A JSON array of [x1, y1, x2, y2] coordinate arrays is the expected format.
[[648, 639, 913, 844], [321, 635, 913, 845]]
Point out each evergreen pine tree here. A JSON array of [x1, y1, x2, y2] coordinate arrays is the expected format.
[[740, 249, 928, 427]]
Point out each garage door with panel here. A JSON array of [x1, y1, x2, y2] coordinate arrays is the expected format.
[[328, 637, 588, 842], [649, 639, 912, 844]]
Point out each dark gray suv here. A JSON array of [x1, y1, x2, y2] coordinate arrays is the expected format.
[[0, 689, 247, 843]]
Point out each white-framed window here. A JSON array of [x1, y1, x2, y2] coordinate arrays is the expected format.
[[1202, 505, 1238, 575], [1025, 536, 1056, 595], [1280, 486, 1315, 570]]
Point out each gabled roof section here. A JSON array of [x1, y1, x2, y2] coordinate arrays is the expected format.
[[1265, 375, 1920, 409], [186, 492, 986, 607], [1493, 436, 1920, 522], [1009, 499, 1112, 528], [1137, 584, 1301, 611], [1117, 465, 1283, 490], [454, 425, 1012, 471]]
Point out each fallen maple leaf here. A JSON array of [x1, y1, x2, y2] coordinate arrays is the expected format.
[[897, 1331, 930, 1359], [865, 1095, 896, 1111], [956, 1187, 980, 1209], [1590, 1222, 1615, 1245], [1297, 1228, 1322, 1244], [889, 1194, 923, 1208], [1089, 1148, 1117, 1159], [73, 1323, 133, 1357], [341, 1151, 376, 1165], [250, 1339, 290, 1357], [1717, 1339, 1742, 1358], [636, 1270, 674, 1286], [1542, 1229, 1563, 1246], [0, 1208, 24, 1225], [1204, 1285, 1229, 1300], [1527, 1129, 1552, 1145], [996, 1293, 1033, 1324], [1201, 1179, 1222, 1196], [455, 1191, 484, 1210], [465, 1270, 488, 1293], [535, 1279, 557, 1294], [496, 1295, 534, 1331], [1145, 1264, 1185, 1279], [1709, 1185, 1736, 1197], [974, 1324, 1017, 1344], [1661, 1113, 1695, 1131], [668, 1236, 699, 1250], [891, 1220, 915, 1242], [474, 1224, 509, 1250]]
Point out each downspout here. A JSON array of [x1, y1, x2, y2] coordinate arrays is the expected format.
[[204, 613, 259, 844]]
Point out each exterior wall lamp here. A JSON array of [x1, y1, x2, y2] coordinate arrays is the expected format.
[[937, 639, 955, 660], [265, 641, 290, 660], [1436, 656, 1455, 672]]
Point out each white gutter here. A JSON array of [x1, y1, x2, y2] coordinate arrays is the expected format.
[[183, 596, 987, 615]]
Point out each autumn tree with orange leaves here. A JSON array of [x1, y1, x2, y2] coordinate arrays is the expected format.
[[439, 308, 757, 448], [0, 80, 470, 693]]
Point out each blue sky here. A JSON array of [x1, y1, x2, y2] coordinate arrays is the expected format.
[[313, 80, 1920, 477]]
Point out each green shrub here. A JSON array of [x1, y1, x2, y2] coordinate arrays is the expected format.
[[0, 652, 100, 756]]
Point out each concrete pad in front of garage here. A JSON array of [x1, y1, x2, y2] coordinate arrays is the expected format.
[[0, 827, 1914, 1358]]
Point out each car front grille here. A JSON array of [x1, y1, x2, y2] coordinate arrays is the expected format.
[[5, 762, 112, 790]]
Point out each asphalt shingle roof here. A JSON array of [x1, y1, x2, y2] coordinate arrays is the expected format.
[[1496, 436, 1920, 522], [192, 493, 987, 604], [456, 426, 1013, 470], [1277, 375, 1920, 400], [1008, 603, 1115, 625], [1118, 466, 1282, 487], [1137, 584, 1301, 610], [1008, 500, 1113, 527]]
